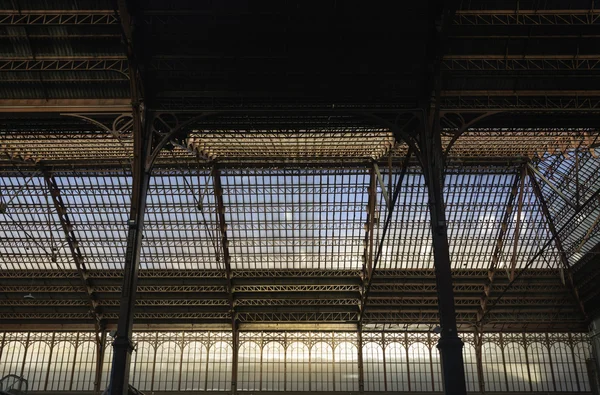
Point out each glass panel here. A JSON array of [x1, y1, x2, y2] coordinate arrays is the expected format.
[[262, 341, 285, 391], [408, 342, 433, 391], [385, 342, 408, 391], [363, 342, 385, 391], [181, 341, 207, 391], [551, 342, 577, 391], [310, 342, 333, 391], [334, 342, 358, 392], [482, 342, 507, 391], [71, 341, 96, 391], [504, 342, 529, 391], [22, 340, 51, 391], [286, 341, 309, 391], [206, 341, 232, 391], [462, 343, 479, 392], [527, 342, 554, 392], [130, 341, 154, 391], [238, 341, 261, 391], [47, 341, 75, 391], [154, 341, 181, 391]]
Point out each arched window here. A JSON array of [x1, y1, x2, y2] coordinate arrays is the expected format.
[[504, 342, 529, 391], [238, 341, 260, 391], [22, 341, 51, 391], [363, 342, 384, 391], [334, 342, 358, 392], [551, 342, 577, 391], [130, 341, 154, 391], [385, 342, 408, 391], [408, 342, 433, 391], [462, 342, 480, 392], [262, 341, 285, 391], [286, 341, 309, 391], [311, 342, 333, 391], [206, 341, 232, 391], [574, 342, 592, 391], [0, 341, 26, 381], [482, 342, 506, 391], [72, 341, 97, 391], [154, 341, 181, 391], [527, 342, 553, 391], [47, 341, 75, 390], [181, 341, 207, 391]]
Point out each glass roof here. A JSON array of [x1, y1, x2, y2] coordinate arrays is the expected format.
[[3, 151, 597, 273]]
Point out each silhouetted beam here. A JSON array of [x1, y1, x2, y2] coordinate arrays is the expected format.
[[509, 166, 526, 281], [478, 170, 521, 323], [42, 172, 103, 326], [212, 167, 235, 317], [527, 163, 577, 209], [528, 166, 587, 319]]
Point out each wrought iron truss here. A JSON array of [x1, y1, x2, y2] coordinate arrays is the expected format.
[[1, 1, 600, 337]]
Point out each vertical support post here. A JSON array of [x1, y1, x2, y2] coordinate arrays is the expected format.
[[231, 319, 239, 395], [357, 324, 365, 394], [94, 327, 107, 394], [110, 1, 151, 394], [474, 327, 485, 394], [419, 108, 467, 394]]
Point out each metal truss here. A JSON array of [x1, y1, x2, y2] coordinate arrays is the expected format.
[[0, 59, 128, 75], [235, 298, 361, 306], [441, 95, 600, 111], [453, 10, 600, 25], [233, 284, 361, 292], [237, 311, 358, 322], [0, 10, 118, 25], [442, 57, 600, 71]]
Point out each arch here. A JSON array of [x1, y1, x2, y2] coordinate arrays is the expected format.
[[286, 341, 309, 391], [154, 341, 181, 391], [238, 341, 261, 391], [0, 342, 26, 384], [310, 341, 333, 391], [206, 341, 232, 391], [408, 342, 433, 391], [47, 341, 75, 391], [551, 341, 577, 391], [72, 341, 97, 391], [462, 342, 480, 392], [504, 342, 529, 391], [262, 341, 285, 391], [22, 341, 51, 391], [527, 341, 553, 392], [180, 341, 207, 391], [334, 341, 358, 392], [130, 341, 154, 391], [574, 342, 591, 391], [385, 341, 408, 391], [363, 342, 384, 391], [482, 342, 506, 391]]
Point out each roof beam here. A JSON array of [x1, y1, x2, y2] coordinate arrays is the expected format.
[[527, 165, 588, 319], [0, 99, 131, 113], [509, 166, 526, 281], [527, 163, 578, 209], [42, 172, 103, 327], [212, 167, 236, 321], [0, 10, 118, 25], [478, 170, 521, 324], [453, 9, 600, 25]]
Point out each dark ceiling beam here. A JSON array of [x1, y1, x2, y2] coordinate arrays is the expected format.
[[42, 172, 103, 328], [0, 59, 128, 74], [212, 167, 236, 321], [0, 99, 131, 113], [442, 57, 600, 71], [453, 9, 600, 25], [0, 10, 118, 25]]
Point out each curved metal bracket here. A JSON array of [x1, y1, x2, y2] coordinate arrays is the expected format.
[[441, 111, 502, 160]]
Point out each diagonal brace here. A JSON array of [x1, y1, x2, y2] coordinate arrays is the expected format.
[[42, 171, 103, 325]]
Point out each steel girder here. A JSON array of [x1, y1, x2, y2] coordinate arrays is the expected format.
[[453, 9, 600, 25]]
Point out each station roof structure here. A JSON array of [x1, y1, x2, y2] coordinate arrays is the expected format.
[[1, 0, 600, 333]]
